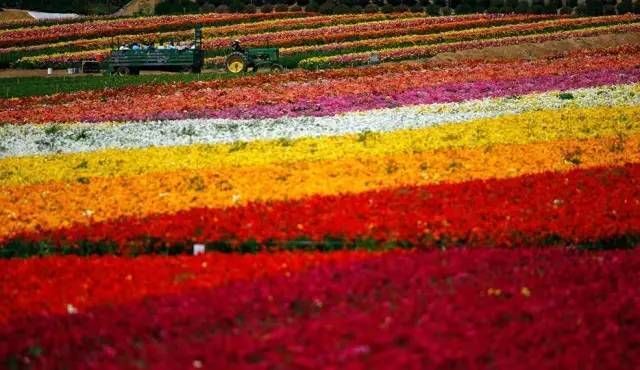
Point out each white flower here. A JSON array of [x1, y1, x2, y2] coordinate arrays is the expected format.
[[1, 83, 638, 159]]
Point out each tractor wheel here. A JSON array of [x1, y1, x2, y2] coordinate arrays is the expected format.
[[225, 52, 247, 74], [270, 64, 284, 73], [115, 66, 130, 76]]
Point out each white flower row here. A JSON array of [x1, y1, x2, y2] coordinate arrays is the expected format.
[[1, 83, 639, 159]]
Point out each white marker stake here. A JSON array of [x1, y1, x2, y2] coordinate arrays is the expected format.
[[193, 244, 205, 256]]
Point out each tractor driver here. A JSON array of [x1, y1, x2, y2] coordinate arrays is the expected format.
[[231, 40, 244, 53]]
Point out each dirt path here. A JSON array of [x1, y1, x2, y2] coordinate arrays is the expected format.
[[0, 69, 84, 78], [429, 32, 640, 64], [0, 9, 34, 22], [114, 0, 162, 16]]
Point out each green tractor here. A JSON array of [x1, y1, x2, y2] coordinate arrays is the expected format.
[[224, 40, 284, 74]]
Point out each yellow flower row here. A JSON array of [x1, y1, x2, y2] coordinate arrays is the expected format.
[[1, 134, 637, 240], [2, 105, 640, 187]]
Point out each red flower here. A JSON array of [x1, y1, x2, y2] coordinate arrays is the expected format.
[[14, 163, 640, 254]]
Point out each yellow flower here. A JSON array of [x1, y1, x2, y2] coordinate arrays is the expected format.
[[0, 134, 637, 240]]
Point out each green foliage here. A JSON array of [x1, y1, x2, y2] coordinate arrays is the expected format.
[[584, 0, 603, 15], [363, 3, 379, 12], [455, 2, 473, 13], [305, 0, 321, 11], [0, 72, 232, 99], [462, 0, 476, 9], [318, 0, 336, 13], [500, 5, 513, 12], [334, 2, 351, 12], [200, 2, 217, 12], [603, 3, 616, 14], [515, 0, 529, 13], [425, 3, 440, 15], [393, 4, 409, 12], [274, 2, 289, 11], [227, 0, 246, 12], [504, 0, 518, 8], [380, 3, 394, 12], [475, 0, 490, 11], [574, 4, 587, 14], [244, 3, 257, 11], [215, 4, 231, 12], [617, 0, 633, 13], [155, 0, 200, 15], [531, 3, 546, 13], [1, 233, 638, 258], [549, 0, 562, 9], [559, 6, 572, 14]]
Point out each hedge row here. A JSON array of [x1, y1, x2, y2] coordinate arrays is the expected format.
[[161, 0, 640, 15], [2, 234, 638, 258], [2, 0, 638, 16]]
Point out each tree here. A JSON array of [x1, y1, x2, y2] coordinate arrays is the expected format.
[[305, 0, 320, 11], [515, 0, 529, 13], [475, 0, 490, 11], [318, 0, 336, 13], [155, 0, 199, 14], [617, 0, 632, 13], [584, 0, 603, 15]]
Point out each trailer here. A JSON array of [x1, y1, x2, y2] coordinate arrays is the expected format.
[[98, 26, 204, 75]]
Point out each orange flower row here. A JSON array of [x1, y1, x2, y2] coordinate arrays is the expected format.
[[1, 133, 637, 242]]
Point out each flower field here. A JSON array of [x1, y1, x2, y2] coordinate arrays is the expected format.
[[1, 11, 640, 369], [4, 13, 640, 69]]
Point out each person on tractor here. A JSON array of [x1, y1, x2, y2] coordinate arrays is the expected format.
[[231, 40, 244, 53]]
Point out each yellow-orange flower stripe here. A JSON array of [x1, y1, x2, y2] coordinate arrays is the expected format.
[[1, 134, 638, 240]]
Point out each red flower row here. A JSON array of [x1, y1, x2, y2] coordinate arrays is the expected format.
[[3, 43, 637, 122], [13, 163, 640, 254], [0, 250, 373, 324], [2, 247, 639, 369], [0, 12, 307, 48]]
